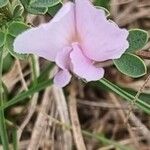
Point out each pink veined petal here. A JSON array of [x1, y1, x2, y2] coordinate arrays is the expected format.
[[55, 46, 72, 70], [54, 70, 72, 87], [75, 0, 129, 61], [14, 2, 75, 61], [70, 43, 104, 81]]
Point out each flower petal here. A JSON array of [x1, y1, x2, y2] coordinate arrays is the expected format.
[[54, 69, 72, 87], [14, 2, 75, 61], [70, 43, 104, 81], [75, 0, 129, 61], [55, 46, 72, 70]]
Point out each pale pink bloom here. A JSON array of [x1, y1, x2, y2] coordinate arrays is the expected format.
[[14, 0, 129, 87]]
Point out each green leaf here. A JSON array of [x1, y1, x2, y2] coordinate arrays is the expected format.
[[6, 22, 28, 60], [122, 88, 150, 105], [0, 31, 5, 47], [11, 0, 24, 18], [30, 0, 60, 8], [13, 5, 24, 18], [3, 53, 14, 73], [0, 0, 8, 8], [12, 128, 18, 150], [2, 78, 53, 109], [114, 53, 146, 78], [5, 34, 28, 60], [8, 21, 29, 37], [2, 46, 8, 58], [37, 63, 54, 82], [20, 0, 47, 15], [127, 29, 149, 52], [93, 0, 110, 9], [27, 5, 48, 14], [83, 131, 133, 150], [97, 78, 150, 114], [48, 2, 62, 17]]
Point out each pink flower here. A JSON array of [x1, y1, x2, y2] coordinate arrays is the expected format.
[[14, 0, 129, 87]]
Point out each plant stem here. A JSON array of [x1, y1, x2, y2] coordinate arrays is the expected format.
[[30, 55, 40, 85], [99, 78, 150, 114], [0, 48, 9, 150]]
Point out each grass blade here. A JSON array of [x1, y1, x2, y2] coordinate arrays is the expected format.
[[2, 79, 53, 109], [82, 130, 133, 150], [12, 128, 18, 150], [97, 78, 150, 114], [0, 49, 9, 150]]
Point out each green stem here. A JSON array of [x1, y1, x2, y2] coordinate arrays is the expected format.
[[12, 128, 18, 150], [30, 55, 40, 85], [82, 130, 133, 150], [0, 49, 9, 150], [99, 78, 150, 114]]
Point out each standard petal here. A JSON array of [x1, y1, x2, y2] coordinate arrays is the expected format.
[[70, 43, 104, 81], [14, 2, 75, 61], [75, 0, 129, 61], [54, 70, 72, 87], [55, 46, 72, 70]]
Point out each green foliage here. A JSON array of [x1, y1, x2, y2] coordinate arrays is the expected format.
[[0, 31, 5, 47], [11, 0, 24, 20], [114, 53, 146, 78], [20, 0, 61, 14], [0, 0, 24, 27], [30, 0, 60, 8], [12, 4, 24, 19], [2, 78, 53, 109], [0, 0, 8, 8], [97, 78, 150, 114], [8, 21, 29, 37], [37, 62, 54, 82], [0, 21, 29, 60], [26, 5, 47, 15], [83, 130, 133, 150], [5, 34, 28, 60], [3, 53, 14, 73], [93, 0, 110, 9], [127, 29, 149, 52], [0, 49, 9, 150], [12, 128, 18, 150], [0, 109, 9, 150], [20, 0, 48, 14], [122, 88, 150, 105], [48, 2, 62, 16]]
